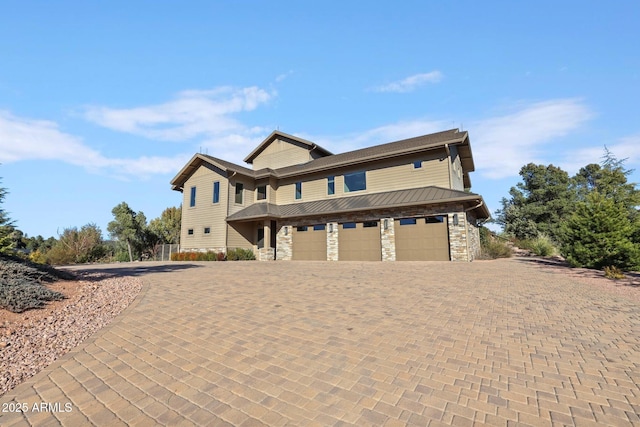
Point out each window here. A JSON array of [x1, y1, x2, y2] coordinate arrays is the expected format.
[[257, 228, 264, 249], [425, 216, 445, 224], [413, 160, 422, 169], [187, 228, 194, 235], [313, 224, 326, 231], [257, 185, 267, 200], [327, 176, 335, 195], [204, 227, 211, 234], [189, 186, 196, 207], [295, 181, 302, 200], [363, 221, 378, 228], [296, 226, 308, 232], [342, 222, 356, 229], [399, 218, 417, 225], [235, 183, 244, 204], [344, 171, 366, 192], [213, 181, 220, 204]]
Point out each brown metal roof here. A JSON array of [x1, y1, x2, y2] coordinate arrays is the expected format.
[[171, 129, 476, 191], [226, 186, 490, 222]]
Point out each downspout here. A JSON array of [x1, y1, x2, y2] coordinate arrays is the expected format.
[[444, 143, 452, 188]]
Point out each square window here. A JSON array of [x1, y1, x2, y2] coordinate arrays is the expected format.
[[235, 183, 244, 204], [189, 186, 196, 207], [413, 160, 422, 169], [213, 181, 220, 204], [204, 227, 211, 234], [327, 176, 335, 195], [295, 181, 302, 200], [187, 228, 194, 235], [257, 185, 267, 200], [344, 171, 366, 192]]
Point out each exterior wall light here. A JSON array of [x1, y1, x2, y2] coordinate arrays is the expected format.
[[453, 214, 459, 226], [383, 219, 389, 230], [284, 226, 288, 236], [329, 223, 334, 233]]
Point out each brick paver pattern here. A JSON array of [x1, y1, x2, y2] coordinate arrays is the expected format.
[[1, 258, 638, 426]]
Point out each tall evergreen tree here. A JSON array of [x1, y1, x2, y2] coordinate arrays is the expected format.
[[0, 175, 14, 254]]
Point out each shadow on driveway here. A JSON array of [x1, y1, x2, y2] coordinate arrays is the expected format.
[[59, 262, 204, 279]]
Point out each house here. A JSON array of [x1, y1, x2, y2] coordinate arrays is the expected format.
[[170, 129, 490, 261]]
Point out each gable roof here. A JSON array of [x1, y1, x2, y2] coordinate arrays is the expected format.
[[171, 128, 477, 190], [226, 186, 490, 221], [243, 130, 333, 164]]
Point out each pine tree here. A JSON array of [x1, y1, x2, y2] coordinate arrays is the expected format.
[[561, 191, 640, 270]]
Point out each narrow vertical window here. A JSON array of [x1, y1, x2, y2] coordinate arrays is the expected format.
[[235, 183, 244, 204], [327, 176, 335, 195], [189, 186, 196, 207], [295, 181, 302, 200], [213, 181, 220, 204], [257, 185, 267, 200]]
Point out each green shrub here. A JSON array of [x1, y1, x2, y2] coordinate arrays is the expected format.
[[480, 239, 512, 259], [171, 251, 227, 261], [226, 248, 256, 261], [529, 234, 557, 257]]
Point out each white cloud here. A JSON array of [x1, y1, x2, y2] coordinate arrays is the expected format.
[[560, 134, 640, 174], [303, 119, 450, 154], [371, 71, 443, 93], [83, 86, 274, 141], [275, 70, 294, 82], [471, 99, 594, 179], [0, 110, 188, 178]]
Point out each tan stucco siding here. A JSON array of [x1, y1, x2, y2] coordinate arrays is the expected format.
[[228, 177, 255, 215], [252, 138, 312, 170], [227, 222, 254, 249], [180, 165, 228, 249], [275, 152, 450, 205]]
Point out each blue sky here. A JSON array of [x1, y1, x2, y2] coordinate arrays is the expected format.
[[1, 1, 639, 238]]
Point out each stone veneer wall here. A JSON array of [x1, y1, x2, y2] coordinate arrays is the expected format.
[[447, 211, 469, 261], [380, 218, 396, 261], [276, 226, 292, 260], [274, 203, 475, 261], [179, 246, 227, 254], [327, 222, 339, 261], [257, 247, 275, 261], [466, 212, 481, 261]]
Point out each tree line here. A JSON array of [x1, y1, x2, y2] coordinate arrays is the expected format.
[[494, 148, 640, 271], [0, 177, 181, 265]]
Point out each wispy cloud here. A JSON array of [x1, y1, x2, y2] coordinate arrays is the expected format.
[[471, 99, 594, 179], [0, 111, 189, 178], [275, 70, 294, 83], [302, 119, 450, 154], [560, 133, 640, 174], [371, 71, 443, 93], [83, 86, 274, 141]]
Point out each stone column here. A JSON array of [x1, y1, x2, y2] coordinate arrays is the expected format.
[[276, 225, 292, 261], [380, 218, 396, 261], [448, 212, 469, 261], [327, 222, 339, 261]]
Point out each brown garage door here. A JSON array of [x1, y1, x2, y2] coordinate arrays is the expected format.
[[292, 224, 327, 260], [395, 216, 450, 261], [339, 221, 382, 261]]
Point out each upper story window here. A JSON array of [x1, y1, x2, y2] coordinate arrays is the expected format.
[[257, 185, 267, 200], [295, 181, 302, 200], [327, 176, 335, 195], [344, 171, 366, 193], [213, 181, 220, 204], [413, 160, 422, 169], [235, 183, 244, 204], [189, 186, 196, 207]]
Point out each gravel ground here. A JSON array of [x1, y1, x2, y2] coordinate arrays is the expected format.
[[0, 272, 142, 396]]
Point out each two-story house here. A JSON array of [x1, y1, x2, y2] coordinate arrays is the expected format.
[[170, 128, 490, 261]]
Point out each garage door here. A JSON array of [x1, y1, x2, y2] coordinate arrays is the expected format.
[[395, 216, 449, 261], [339, 221, 381, 261], [292, 224, 327, 260]]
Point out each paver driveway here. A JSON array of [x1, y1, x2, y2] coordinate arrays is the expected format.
[[1, 258, 639, 426]]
